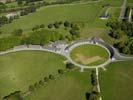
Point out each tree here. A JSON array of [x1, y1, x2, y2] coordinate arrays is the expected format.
[[71, 22, 80, 30], [0, 2, 7, 10], [40, 24, 45, 28], [49, 74, 54, 80], [34, 82, 39, 88], [66, 62, 74, 69], [12, 29, 23, 36], [64, 20, 71, 27], [89, 91, 100, 100], [17, 0, 23, 5], [39, 80, 44, 85], [54, 21, 60, 28], [106, 17, 119, 29], [3, 91, 23, 100], [91, 70, 97, 86], [59, 21, 63, 25], [0, 36, 21, 51], [29, 85, 34, 92], [69, 29, 80, 37], [32, 25, 40, 31], [122, 46, 130, 54], [44, 77, 49, 82], [58, 69, 64, 74], [48, 24, 53, 28]]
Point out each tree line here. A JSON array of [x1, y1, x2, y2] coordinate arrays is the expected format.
[[0, 15, 19, 27], [2, 62, 75, 100], [20, 6, 36, 16], [86, 70, 100, 100], [0, 20, 81, 51]]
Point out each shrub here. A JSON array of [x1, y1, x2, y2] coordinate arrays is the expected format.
[[39, 80, 44, 85], [91, 70, 97, 86], [66, 62, 74, 69], [89, 91, 100, 100], [54, 21, 60, 28], [58, 69, 64, 74], [48, 24, 53, 28], [44, 77, 49, 82], [29, 85, 34, 92], [3, 91, 23, 100], [69, 28, 80, 38], [34, 82, 39, 88], [49, 74, 54, 80], [12, 29, 23, 36], [64, 20, 71, 27], [40, 24, 45, 28]]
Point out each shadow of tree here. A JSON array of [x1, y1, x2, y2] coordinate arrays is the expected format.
[[85, 92, 90, 100]]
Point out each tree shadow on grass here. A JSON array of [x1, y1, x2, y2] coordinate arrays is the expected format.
[[85, 92, 90, 100]]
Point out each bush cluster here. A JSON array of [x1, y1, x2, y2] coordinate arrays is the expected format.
[[20, 6, 36, 16], [0, 15, 19, 27], [107, 17, 133, 54]]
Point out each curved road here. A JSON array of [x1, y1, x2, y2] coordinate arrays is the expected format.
[[0, 38, 133, 71]]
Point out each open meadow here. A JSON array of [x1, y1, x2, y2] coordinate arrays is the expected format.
[[99, 61, 133, 100], [0, 51, 66, 98], [25, 71, 91, 100]]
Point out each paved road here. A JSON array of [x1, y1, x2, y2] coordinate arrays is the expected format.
[[66, 40, 112, 70], [0, 38, 133, 71]]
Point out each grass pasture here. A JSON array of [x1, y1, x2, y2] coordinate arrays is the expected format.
[[70, 44, 109, 66], [25, 71, 91, 100], [100, 61, 133, 100], [1, 3, 102, 33], [0, 51, 66, 98]]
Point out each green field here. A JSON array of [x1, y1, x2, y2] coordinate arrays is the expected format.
[[0, 51, 66, 98], [25, 71, 91, 100], [100, 61, 133, 100], [1, 3, 101, 34], [0, 0, 124, 43], [70, 44, 109, 66]]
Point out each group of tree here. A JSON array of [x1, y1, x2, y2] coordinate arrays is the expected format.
[[0, 36, 21, 51], [106, 17, 133, 54], [12, 29, 23, 36], [3, 91, 23, 100], [0, 19, 82, 51], [23, 29, 62, 45], [20, 6, 36, 16], [0, 2, 7, 12], [32, 20, 81, 39], [91, 70, 97, 86], [28, 69, 64, 93], [86, 70, 100, 100], [2, 61, 74, 99], [0, 15, 19, 27], [86, 91, 100, 100], [0, 26, 80, 52], [32, 24, 45, 31], [17, 0, 43, 5], [2, 69, 64, 100], [28, 74, 54, 92]]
